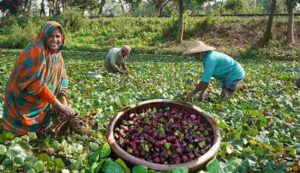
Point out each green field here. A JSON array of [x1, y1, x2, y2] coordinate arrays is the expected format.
[[0, 49, 299, 172]]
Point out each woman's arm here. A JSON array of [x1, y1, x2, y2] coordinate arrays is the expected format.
[[185, 82, 209, 101]]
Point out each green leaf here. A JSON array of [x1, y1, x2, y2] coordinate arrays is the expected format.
[[94, 161, 104, 173], [38, 153, 51, 162], [115, 158, 130, 173], [101, 159, 125, 173], [33, 161, 45, 172], [225, 144, 234, 154], [28, 132, 37, 140], [132, 165, 148, 173], [55, 158, 65, 168], [89, 142, 99, 151], [172, 167, 188, 173], [100, 143, 111, 158], [25, 168, 37, 173], [4, 132, 15, 139], [206, 159, 225, 173], [88, 150, 100, 164], [0, 145, 7, 155], [224, 158, 242, 173]]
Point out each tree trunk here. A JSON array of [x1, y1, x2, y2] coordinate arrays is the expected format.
[[158, 0, 171, 17], [55, 0, 61, 16], [119, 0, 125, 13], [177, 0, 184, 43], [81, 0, 88, 16], [286, 0, 295, 43], [98, 0, 106, 16], [220, 0, 224, 15], [262, 0, 276, 44]]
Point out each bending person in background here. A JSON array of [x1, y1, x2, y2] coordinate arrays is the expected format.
[[104, 45, 131, 74], [3, 21, 76, 135], [184, 41, 245, 102], [296, 77, 300, 88]]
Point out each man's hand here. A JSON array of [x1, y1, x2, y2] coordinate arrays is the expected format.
[[120, 70, 128, 75]]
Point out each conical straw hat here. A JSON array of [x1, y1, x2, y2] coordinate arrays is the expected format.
[[183, 41, 215, 55]]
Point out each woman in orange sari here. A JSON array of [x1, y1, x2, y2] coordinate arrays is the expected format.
[[3, 21, 75, 135]]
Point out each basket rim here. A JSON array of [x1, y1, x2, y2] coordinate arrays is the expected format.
[[106, 99, 221, 171]]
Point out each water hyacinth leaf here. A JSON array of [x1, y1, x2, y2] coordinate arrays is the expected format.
[[263, 161, 285, 173], [28, 132, 37, 140], [0, 145, 7, 155], [33, 161, 45, 172], [37, 153, 51, 162], [25, 168, 37, 173], [206, 159, 225, 173], [19, 141, 32, 150], [4, 132, 14, 139], [115, 158, 130, 173], [101, 159, 125, 173], [225, 144, 234, 154], [90, 162, 98, 172], [55, 158, 65, 168], [94, 161, 104, 173], [51, 140, 62, 150], [15, 155, 25, 164], [100, 143, 111, 158], [88, 149, 100, 164], [224, 158, 242, 173], [62, 169, 70, 173], [89, 142, 99, 151], [132, 165, 148, 173], [172, 167, 189, 173]]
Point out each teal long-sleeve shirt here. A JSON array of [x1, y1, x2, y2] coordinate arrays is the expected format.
[[200, 51, 245, 85]]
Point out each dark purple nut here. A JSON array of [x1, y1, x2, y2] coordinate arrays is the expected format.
[[129, 142, 137, 150], [153, 157, 160, 163], [171, 153, 178, 159], [119, 130, 126, 138], [175, 147, 183, 154], [188, 151, 195, 159], [182, 156, 188, 162], [171, 108, 177, 114], [133, 150, 139, 156], [190, 114, 197, 120], [155, 141, 161, 146], [175, 158, 181, 164], [160, 157, 166, 163], [160, 139, 167, 145]]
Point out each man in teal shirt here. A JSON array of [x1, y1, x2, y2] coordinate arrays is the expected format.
[[184, 41, 245, 101], [104, 45, 131, 74]]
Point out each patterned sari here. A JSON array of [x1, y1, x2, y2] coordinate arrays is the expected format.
[[3, 21, 68, 135]]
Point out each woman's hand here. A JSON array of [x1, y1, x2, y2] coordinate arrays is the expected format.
[[185, 92, 195, 101], [197, 93, 205, 102], [52, 99, 76, 116]]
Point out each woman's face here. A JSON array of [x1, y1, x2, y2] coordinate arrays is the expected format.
[[194, 52, 204, 61], [46, 29, 62, 52]]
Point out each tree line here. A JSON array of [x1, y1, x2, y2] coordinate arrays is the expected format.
[[0, 0, 299, 44]]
